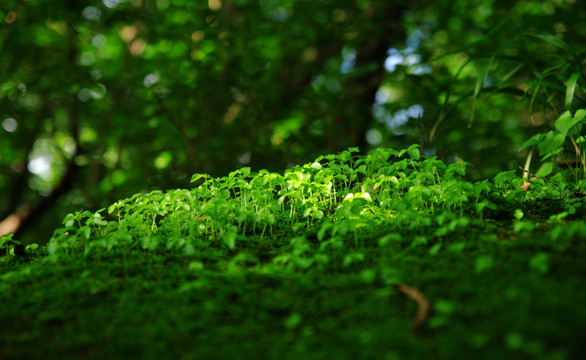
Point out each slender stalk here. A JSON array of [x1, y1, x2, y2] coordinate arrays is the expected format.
[[523, 148, 534, 179]]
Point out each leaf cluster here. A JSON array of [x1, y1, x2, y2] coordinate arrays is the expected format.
[[520, 109, 586, 178], [39, 145, 586, 273]]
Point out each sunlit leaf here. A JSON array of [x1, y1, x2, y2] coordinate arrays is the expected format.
[[565, 73, 581, 112], [190, 173, 207, 183]]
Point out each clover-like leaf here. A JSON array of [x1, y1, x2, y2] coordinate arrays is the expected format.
[[555, 111, 582, 136]]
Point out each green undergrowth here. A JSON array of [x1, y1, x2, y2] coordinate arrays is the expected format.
[[2, 145, 586, 359]]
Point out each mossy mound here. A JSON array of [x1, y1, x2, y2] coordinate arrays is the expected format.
[[2, 145, 586, 359]]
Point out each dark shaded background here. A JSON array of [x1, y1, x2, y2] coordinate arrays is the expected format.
[[1, 0, 585, 244]]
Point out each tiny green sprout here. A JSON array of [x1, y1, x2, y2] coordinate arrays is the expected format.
[[1, 233, 18, 256], [514, 209, 524, 220], [190, 173, 207, 184], [343, 192, 372, 202], [310, 162, 322, 170], [356, 192, 372, 202]]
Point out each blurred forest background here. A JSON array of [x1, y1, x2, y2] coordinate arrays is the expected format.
[[1, 0, 585, 245]]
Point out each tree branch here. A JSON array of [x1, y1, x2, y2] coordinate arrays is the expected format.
[[0, 160, 78, 240]]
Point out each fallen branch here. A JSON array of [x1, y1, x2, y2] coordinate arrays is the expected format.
[[0, 160, 77, 252], [396, 283, 430, 332], [517, 165, 551, 183]]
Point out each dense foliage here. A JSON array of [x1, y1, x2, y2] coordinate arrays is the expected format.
[[40, 145, 584, 259], [29, 145, 586, 260]]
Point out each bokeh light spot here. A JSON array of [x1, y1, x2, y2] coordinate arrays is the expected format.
[[366, 129, 382, 145], [238, 152, 251, 165], [2, 118, 18, 132], [154, 151, 173, 169], [77, 88, 91, 102], [209, 0, 222, 11], [28, 155, 52, 179], [4, 11, 17, 24], [144, 73, 159, 87], [103, 0, 125, 8], [82, 6, 101, 21]]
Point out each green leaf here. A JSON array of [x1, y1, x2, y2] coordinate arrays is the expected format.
[[92, 217, 108, 227], [350, 200, 363, 215], [222, 231, 237, 250], [497, 64, 524, 86], [0, 233, 15, 247], [314, 210, 324, 220], [407, 146, 420, 160], [555, 111, 581, 136], [530, 34, 575, 54], [541, 148, 563, 161], [575, 109, 586, 123], [446, 162, 466, 176], [310, 162, 322, 170], [263, 212, 276, 225], [356, 192, 372, 202], [429, 243, 442, 256], [565, 73, 581, 111], [537, 131, 565, 156], [107, 203, 119, 214], [240, 167, 251, 177], [535, 162, 554, 177], [476, 200, 496, 213], [190, 173, 207, 183], [518, 133, 545, 151], [514, 209, 524, 220], [523, 79, 565, 92]]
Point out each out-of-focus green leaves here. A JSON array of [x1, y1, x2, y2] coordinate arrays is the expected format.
[[1, 0, 585, 244]]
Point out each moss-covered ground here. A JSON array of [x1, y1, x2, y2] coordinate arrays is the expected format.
[[2, 147, 585, 359]]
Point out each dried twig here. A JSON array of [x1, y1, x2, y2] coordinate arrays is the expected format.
[[517, 165, 551, 183], [396, 283, 430, 332]]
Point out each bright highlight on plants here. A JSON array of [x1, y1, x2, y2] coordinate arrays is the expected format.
[[36, 144, 585, 266]]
